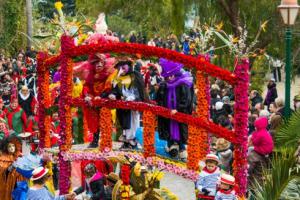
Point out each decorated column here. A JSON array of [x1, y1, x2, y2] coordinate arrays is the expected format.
[[233, 58, 249, 196], [37, 52, 51, 149], [143, 110, 156, 158], [187, 71, 209, 170], [99, 107, 113, 151], [58, 35, 74, 194]]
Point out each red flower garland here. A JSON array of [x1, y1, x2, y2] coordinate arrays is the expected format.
[[83, 114, 89, 143], [99, 107, 112, 151], [120, 164, 131, 200], [37, 52, 51, 149], [58, 35, 74, 194], [143, 110, 156, 158], [43, 43, 237, 85], [72, 98, 237, 144], [187, 72, 209, 170]]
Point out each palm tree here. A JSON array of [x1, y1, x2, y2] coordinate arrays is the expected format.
[[276, 111, 300, 164], [251, 149, 300, 200]]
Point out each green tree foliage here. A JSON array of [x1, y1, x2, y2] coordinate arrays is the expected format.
[[35, 0, 75, 21], [0, 0, 26, 56]]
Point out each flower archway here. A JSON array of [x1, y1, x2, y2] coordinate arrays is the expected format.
[[37, 35, 249, 196]]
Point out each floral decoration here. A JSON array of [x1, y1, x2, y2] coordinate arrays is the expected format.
[[57, 35, 74, 194], [232, 58, 249, 196], [187, 71, 209, 171], [143, 110, 156, 158], [72, 98, 237, 144], [83, 114, 89, 143], [120, 164, 131, 200], [38, 37, 249, 197], [43, 43, 237, 85], [52, 150, 199, 181], [99, 107, 112, 151], [37, 52, 51, 149]]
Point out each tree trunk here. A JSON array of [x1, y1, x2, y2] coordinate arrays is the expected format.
[[26, 0, 33, 48]]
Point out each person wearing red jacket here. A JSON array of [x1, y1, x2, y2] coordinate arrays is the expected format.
[[248, 117, 274, 186]]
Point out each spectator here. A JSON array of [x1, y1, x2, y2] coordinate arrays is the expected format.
[[18, 85, 36, 117], [27, 167, 75, 200], [248, 117, 274, 186], [250, 90, 263, 109], [264, 78, 278, 109], [293, 94, 300, 111]]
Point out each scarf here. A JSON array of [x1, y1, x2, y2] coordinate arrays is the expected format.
[[166, 71, 193, 141]]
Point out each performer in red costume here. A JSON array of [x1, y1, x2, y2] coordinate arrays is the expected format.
[[73, 34, 117, 148], [5, 96, 27, 135]]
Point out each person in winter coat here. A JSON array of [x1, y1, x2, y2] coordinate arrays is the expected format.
[[264, 78, 278, 109], [156, 58, 194, 159], [74, 163, 105, 200], [248, 117, 274, 186]]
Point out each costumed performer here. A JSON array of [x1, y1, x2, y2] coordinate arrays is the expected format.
[[106, 59, 146, 149], [156, 58, 194, 159], [0, 136, 26, 200]]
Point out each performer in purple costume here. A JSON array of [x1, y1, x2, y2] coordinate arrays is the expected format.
[[156, 58, 194, 159]]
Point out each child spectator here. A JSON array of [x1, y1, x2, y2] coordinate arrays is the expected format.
[[216, 138, 233, 173], [215, 174, 237, 200], [196, 154, 221, 199]]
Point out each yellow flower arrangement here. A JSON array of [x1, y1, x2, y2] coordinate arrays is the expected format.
[[54, 1, 63, 11]]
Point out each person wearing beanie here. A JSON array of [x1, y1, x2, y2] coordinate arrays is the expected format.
[[156, 58, 194, 159], [215, 174, 237, 200], [196, 154, 221, 199], [212, 101, 227, 124]]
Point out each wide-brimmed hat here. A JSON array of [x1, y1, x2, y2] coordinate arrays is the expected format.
[[107, 172, 120, 183], [220, 174, 235, 186], [204, 154, 220, 164], [31, 167, 49, 181], [159, 58, 183, 78], [216, 138, 231, 151]]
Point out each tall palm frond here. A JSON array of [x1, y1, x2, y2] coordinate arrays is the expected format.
[[276, 111, 300, 149], [252, 149, 300, 200]]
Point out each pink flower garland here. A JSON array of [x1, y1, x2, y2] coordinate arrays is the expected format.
[[233, 58, 249, 196], [58, 150, 199, 181]]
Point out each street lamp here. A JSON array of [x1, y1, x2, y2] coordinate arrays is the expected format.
[[278, 0, 300, 117]]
